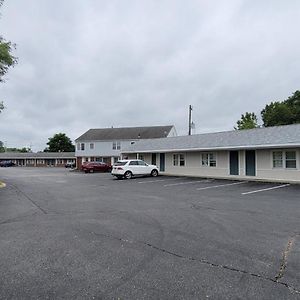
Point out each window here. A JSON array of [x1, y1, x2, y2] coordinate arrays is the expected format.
[[138, 160, 147, 166], [273, 151, 283, 168], [286, 151, 296, 169], [173, 154, 185, 166], [201, 153, 216, 167], [77, 143, 80, 151], [129, 161, 138, 166], [90, 143, 94, 150], [273, 151, 297, 169], [139, 154, 144, 161], [112, 141, 121, 150], [80, 143, 85, 151]]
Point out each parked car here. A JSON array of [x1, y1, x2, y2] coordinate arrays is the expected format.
[[111, 159, 159, 179], [0, 160, 15, 167], [81, 162, 112, 173], [65, 161, 76, 168]]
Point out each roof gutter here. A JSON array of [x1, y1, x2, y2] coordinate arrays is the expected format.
[[121, 143, 300, 154]]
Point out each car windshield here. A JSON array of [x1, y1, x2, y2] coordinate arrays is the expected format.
[[114, 161, 127, 166]]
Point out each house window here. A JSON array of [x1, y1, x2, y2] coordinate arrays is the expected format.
[[273, 151, 283, 168], [139, 154, 144, 161], [273, 151, 297, 169], [80, 143, 85, 151], [77, 143, 80, 151], [285, 151, 296, 169], [112, 141, 121, 150], [173, 154, 185, 166], [90, 143, 94, 150], [201, 153, 216, 167]]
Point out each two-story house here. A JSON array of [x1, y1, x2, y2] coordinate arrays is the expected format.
[[75, 125, 176, 168]]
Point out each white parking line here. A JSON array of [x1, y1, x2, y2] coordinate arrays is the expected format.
[[242, 184, 290, 195], [164, 180, 211, 187], [138, 179, 166, 184], [138, 177, 182, 184], [196, 181, 247, 190]]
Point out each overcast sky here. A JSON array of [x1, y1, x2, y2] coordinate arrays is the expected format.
[[1, 0, 299, 151]]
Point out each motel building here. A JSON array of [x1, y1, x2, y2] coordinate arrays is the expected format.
[[121, 124, 300, 184], [75, 125, 177, 169], [0, 152, 76, 167]]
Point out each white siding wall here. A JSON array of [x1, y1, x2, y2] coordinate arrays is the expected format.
[[165, 151, 229, 177], [256, 149, 300, 182], [75, 140, 134, 157], [130, 148, 300, 183]]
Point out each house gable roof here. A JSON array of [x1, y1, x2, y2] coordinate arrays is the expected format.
[[122, 124, 300, 153], [75, 125, 174, 142]]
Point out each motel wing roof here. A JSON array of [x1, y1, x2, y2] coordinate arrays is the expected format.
[[75, 125, 174, 141], [122, 124, 300, 153]]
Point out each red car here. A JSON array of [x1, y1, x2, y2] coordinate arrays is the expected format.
[[81, 162, 112, 173]]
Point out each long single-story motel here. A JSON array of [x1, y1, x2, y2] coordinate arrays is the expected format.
[[121, 124, 300, 183], [0, 152, 75, 167]]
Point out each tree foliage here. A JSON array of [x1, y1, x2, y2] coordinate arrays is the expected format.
[[261, 91, 300, 127], [45, 133, 75, 152], [235, 112, 258, 130], [0, 141, 31, 153], [0, 0, 17, 113]]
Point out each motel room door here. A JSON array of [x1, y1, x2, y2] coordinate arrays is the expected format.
[[159, 153, 165, 172], [229, 151, 239, 175], [245, 150, 256, 176]]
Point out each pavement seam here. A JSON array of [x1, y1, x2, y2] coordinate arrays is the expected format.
[[10, 184, 47, 214], [90, 231, 300, 295]]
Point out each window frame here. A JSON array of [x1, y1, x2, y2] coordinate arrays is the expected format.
[[272, 150, 297, 169], [112, 141, 121, 150], [173, 153, 185, 167], [201, 152, 217, 167]]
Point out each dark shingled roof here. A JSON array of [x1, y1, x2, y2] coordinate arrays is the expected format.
[[122, 124, 300, 153], [75, 125, 174, 141]]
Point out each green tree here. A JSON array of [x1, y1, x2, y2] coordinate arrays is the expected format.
[[45, 133, 75, 152], [234, 112, 258, 130], [261, 91, 300, 127], [0, 140, 4, 152], [0, 0, 17, 112]]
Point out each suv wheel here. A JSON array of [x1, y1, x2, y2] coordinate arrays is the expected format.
[[151, 169, 158, 177], [124, 171, 132, 179]]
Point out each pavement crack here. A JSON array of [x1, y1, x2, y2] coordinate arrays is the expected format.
[[275, 233, 299, 282], [10, 184, 48, 214], [90, 231, 300, 295]]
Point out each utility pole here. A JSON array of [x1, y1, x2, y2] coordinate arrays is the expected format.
[[188, 105, 192, 135]]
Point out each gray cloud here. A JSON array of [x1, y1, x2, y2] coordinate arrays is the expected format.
[[1, 0, 300, 151]]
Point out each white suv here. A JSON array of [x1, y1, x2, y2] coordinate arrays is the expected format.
[[111, 160, 159, 179]]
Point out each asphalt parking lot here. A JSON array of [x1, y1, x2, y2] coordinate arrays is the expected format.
[[0, 167, 300, 299]]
